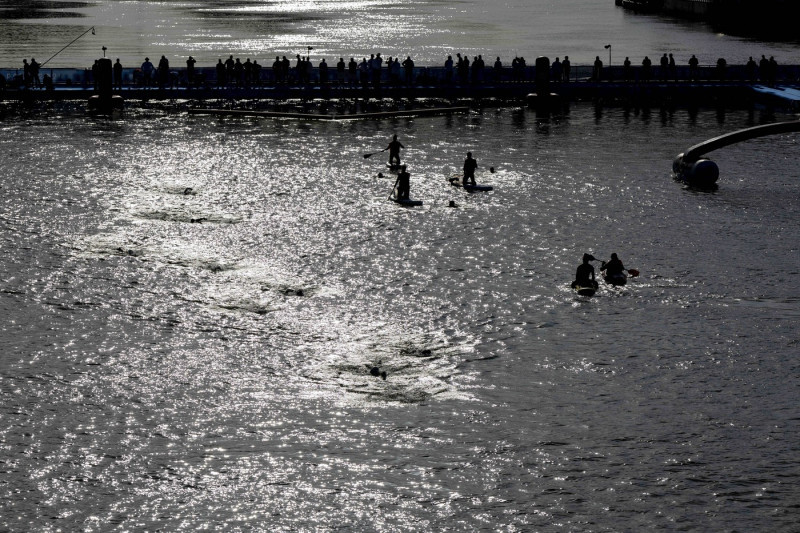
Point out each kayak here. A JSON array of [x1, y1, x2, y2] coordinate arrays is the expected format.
[[603, 273, 627, 286], [448, 176, 493, 191], [571, 280, 598, 296]]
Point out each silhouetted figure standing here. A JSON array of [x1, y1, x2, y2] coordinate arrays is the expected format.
[[445, 55, 454, 84], [305, 57, 314, 85], [660, 53, 668, 81], [337, 57, 345, 85], [22, 59, 30, 88], [272, 57, 282, 84], [359, 58, 369, 88], [668, 53, 676, 81], [319, 58, 328, 84], [623, 57, 631, 81], [113, 58, 123, 90], [281, 56, 290, 83], [30, 58, 41, 88], [141, 57, 154, 88], [459, 55, 470, 84], [402, 56, 414, 85], [551, 57, 562, 82], [745, 56, 757, 82], [493, 56, 502, 81], [389, 57, 401, 85], [716, 57, 726, 81], [688, 54, 699, 81], [463, 152, 478, 187], [372, 53, 383, 88], [759, 54, 769, 82], [244, 58, 253, 87], [386, 134, 404, 167], [472, 55, 484, 84], [225, 55, 235, 85], [641, 56, 652, 82], [348, 57, 357, 85], [157, 55, 169, 89], [186, 56, 196, 88], [768, 56, 778, 85], [216, 59, 225, 87], [234, 58, 244, 86], [593, 56, 603, 81], [562, 56, 571, 82]]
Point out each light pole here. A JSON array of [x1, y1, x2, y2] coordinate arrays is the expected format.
[[604, 44, 611, 66]]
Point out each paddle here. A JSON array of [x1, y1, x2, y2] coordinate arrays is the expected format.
[[388, 175, 400, 200], [364, 148, 387, 159]]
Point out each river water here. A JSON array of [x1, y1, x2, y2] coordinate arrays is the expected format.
[[2, 0, 800, 68], [2, 2, 800, 532]]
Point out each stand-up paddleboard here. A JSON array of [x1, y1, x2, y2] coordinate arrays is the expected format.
[[603, 273, 627, 286], [448, 176, 493, 192], [387, 163, 402, 172], [571, 280, 598, 296], [391, 197, 423, 206]]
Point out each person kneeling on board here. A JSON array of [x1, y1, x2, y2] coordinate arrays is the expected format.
[[463, 152, 478, 186], [571, 253, 598, 290], [396, 165, 411, 200], [601, 253, 625, 278]]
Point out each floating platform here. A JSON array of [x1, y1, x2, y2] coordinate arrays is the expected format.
[[3, 63, 800, 111], [187, 106, 469, 121], [751, 85, 800, 110]]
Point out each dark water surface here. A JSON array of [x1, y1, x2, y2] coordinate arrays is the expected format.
[[1, 102, 799, 530]]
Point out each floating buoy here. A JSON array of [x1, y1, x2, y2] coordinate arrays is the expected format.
[[673, 153, 719, 187], [369, 366, 387, 380]]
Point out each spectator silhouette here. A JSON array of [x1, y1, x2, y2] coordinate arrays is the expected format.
[[402, 56, 414, 85], [216, 59, 225, 87], [141, 57, 154, 88], [688, 54, 699, 81], [186, 56, 196, 88], [113, 58, 123, 90], [157, 55, 169, 89]]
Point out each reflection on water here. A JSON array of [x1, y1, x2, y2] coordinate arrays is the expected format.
[[0, 0, 90, 20], [2, 0, 800, 68], [1, 103, 799, 530]]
